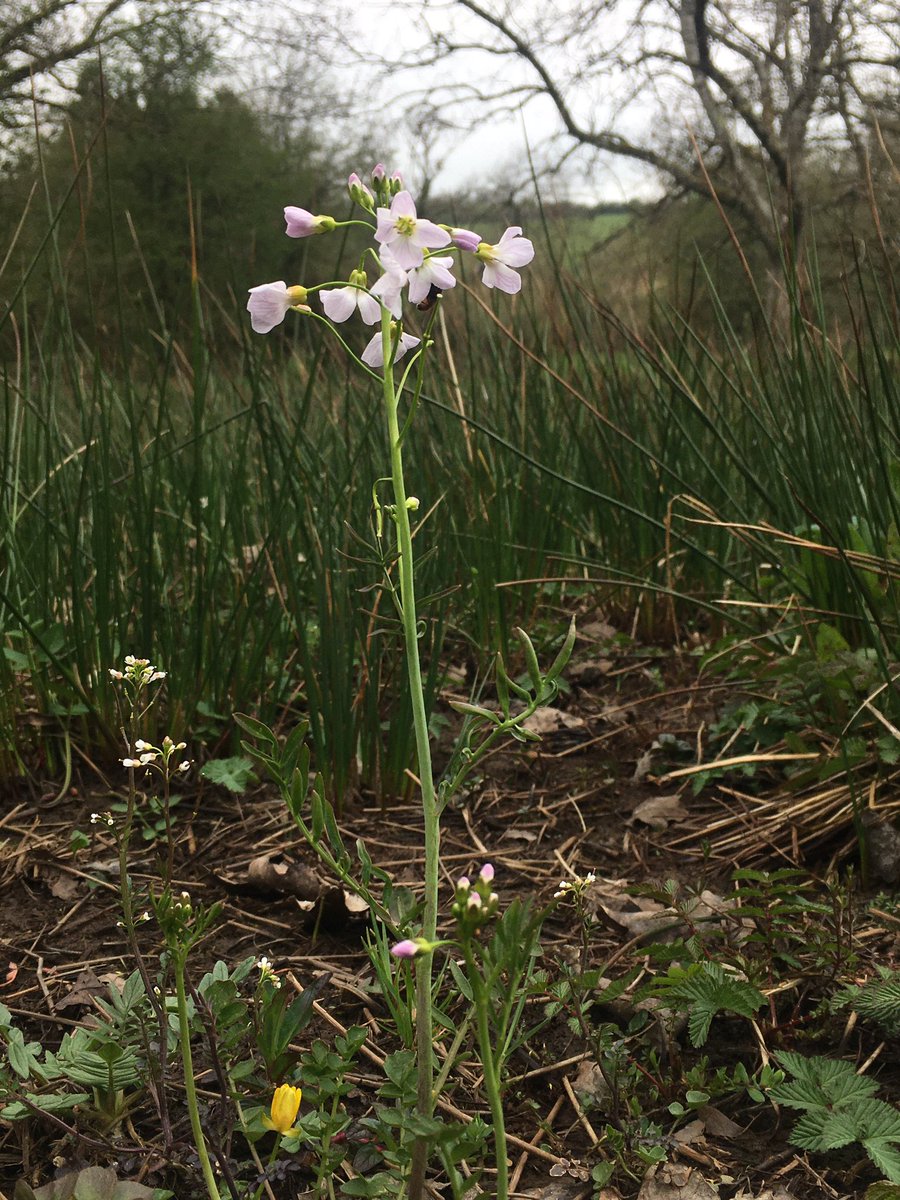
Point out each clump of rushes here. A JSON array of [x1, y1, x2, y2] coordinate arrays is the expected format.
[[241, 163, 570, 1200]]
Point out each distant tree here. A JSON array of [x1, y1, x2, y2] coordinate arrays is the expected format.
[[0, 0, 203, 137], [0, 16, 343, 339], [388, 0, 899, 265]]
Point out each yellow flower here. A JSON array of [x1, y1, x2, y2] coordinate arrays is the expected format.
[[264, 1083, 302, 1135]]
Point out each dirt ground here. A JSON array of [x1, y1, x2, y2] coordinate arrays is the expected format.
[[1, 628, 897, 1199]]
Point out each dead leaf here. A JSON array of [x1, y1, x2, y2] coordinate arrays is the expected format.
[[672, 1119, 706, 1146], [633, 749, 655, 781], [342, 889, 369, 915], [569, 659, 613, 685], [56, 968, 104, 1010], [579, 618, 617, 642], [500, 828, 538, 842], [572, 1058, 613, 1105], [732, 1190, 796, 1200], [47, 871, 81, 901], [3, 962, 17, 987], [630, 795, 689, 830], [698, 1104, 744, 1140], [520, 1181, 585, 1200], [522, 708, 586, 735], [637, 1163, 719, 1200]]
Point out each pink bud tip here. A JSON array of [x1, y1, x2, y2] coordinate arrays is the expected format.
[[390, 939, 419, 959], [479, 863, 495, 883]]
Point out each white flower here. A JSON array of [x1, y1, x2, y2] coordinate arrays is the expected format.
[[407, 254, 456, 306], [247, 282, 309, 335], [320, 269, 382, 325], [361, 328, 420, 369], [375, 190, 450, 271], [476, 227, 535, 294]]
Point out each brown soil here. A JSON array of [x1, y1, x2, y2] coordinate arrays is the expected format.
[[1, 636, 896, 1200]]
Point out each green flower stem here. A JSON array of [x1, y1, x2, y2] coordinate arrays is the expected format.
[[464, 942, 508, 1200], [174, 951, 220, 1200], [379, 308, 439, 1200]]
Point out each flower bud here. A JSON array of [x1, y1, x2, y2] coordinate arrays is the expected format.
[[266, 1083, 302, 1134], [348, 172, 375, 212]]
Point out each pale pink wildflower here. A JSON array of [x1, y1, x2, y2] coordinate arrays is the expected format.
[[361, 328, 420, 369], [476, 227, 535, 294], [375, 191, 450, 271], [407, 255, 456, 305], [247, 282, 308, 334]]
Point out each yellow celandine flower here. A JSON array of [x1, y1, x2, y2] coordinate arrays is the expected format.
[[264, 1083, 302, 1135]]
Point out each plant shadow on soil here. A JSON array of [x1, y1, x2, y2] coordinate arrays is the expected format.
[[1, 634, 897, 1200]]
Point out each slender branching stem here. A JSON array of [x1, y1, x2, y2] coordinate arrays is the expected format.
[[464, 941, 508, 1200], [174, 950, 221, 1200], [379, 308, 439, 1200]]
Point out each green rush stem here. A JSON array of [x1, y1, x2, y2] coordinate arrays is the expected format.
[[463, 941, 508, 1200], [379, 308, 439, 1200], [175, 952, 221, 1200]]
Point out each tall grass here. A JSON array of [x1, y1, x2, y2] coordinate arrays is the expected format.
[[2, 187, 897, 798]]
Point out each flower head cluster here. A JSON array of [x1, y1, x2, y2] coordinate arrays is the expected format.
[[452, 862, 500, 935], [109, 655, 166, 687], [554, 871, 597, 900], [256, 955, 282, 988], [122, 734, 189, 776], [247, 164, 535, 356], [264, 1083, 303, 1136]]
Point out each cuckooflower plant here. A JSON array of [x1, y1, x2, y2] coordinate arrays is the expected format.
[[244, 164, 545, 1200]]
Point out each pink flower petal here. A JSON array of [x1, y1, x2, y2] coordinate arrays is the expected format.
[[375, 207, 396, 243], [357, 291, 383, 325], [370, 270, 405, 318], [451, 227, 481, 252], [284, 207, 316, 238], [412, 218, 452, 251], [391, 939, 419, 958], [497, 231, 535, 268], [390, 190, 417, 220], [320, 287, 357, 323], [482, 261, 522, 294], [361, 331, 386, 368], [387, 238, 425, 271], [247, 281, 290, 333]]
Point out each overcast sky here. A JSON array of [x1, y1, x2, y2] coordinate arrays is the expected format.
[[323, 0, 662, 204]]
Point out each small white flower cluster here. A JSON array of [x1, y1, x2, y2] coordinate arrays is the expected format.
[[554, 871, 597, 900], [122, 735, 190, 775], [90, 811, 115, 827], [256, 956, 282, 988], [109, 655, 166, 687]]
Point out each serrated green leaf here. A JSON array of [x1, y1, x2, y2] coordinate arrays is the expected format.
[[866, 1141, 900, 1184], [199, 756, 257, 794]]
